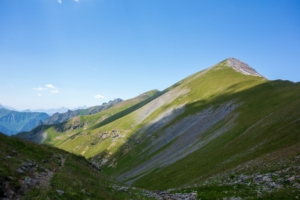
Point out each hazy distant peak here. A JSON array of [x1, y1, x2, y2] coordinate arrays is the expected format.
[[226, 58, 264, 78], [0, 103, 17, 111]]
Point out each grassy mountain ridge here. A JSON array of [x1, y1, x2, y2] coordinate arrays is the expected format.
[[16, 58, 300, 198]]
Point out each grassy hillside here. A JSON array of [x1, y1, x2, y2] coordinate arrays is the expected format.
[[17, 89, 160, 154], [0, 132, 158, 199], [16, 58, 300, 199]]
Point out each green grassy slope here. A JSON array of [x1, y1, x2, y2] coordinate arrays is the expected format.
[[94, 60, 267, 175], [15, 58, 300, 199], [94, 60, 300, 199], [132, 80, 300, 189], [17, 89, 161, 155], [88, 60, 300, 196], [0, 132, 153, 199]]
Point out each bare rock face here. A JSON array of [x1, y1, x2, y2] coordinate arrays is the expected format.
[[226, 58, 264, 78]]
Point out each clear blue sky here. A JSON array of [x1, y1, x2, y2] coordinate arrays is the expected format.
[[1, 0, 300, 110]]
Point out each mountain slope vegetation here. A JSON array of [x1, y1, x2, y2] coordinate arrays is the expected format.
[[17, 58, 300, 199], [0, 132, 166, 199]]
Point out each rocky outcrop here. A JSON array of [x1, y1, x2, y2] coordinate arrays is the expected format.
[[111, 185, 197, 200], [2, 149, 65, 200]]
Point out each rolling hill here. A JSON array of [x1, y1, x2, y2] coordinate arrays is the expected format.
[[18, 58, 300, 199]]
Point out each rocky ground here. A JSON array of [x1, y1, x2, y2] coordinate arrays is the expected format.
[[179, 146, 300, 199], [112, 185, 197, 200], [2, 150, 66, 199]]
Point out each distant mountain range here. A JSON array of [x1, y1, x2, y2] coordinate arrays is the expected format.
[[0, 100, 124, 136], [0, 103, 17, 111], [0, 109, 49, 135], [0, 105, 90, 116], [43, 98, 123, 125], [22, 107, 70, 115]]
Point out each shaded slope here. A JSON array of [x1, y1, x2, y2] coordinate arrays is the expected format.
[[94, 59, 269, 182], [131, 80, 300, 190], [85, 59, 300, 193]]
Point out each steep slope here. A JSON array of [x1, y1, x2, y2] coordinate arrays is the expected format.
[[17, 58, 300, 198], [0, 109, 49, 135], [43, 98, 123, 125], [0, 132, 164, 199]]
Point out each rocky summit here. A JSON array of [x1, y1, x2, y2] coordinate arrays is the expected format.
[[226, 57, 264, 77]]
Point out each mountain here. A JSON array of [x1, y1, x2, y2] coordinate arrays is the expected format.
[[0, 109, 49, 135], [0, 124, 15, 136], [17, 58, 300, 199], [71, 105, 88, 110], [43, 98, 124, 125], [0, 103, 17, 111], [23, 107, 70, 115]]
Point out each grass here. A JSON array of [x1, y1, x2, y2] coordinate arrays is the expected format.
[[14, 59, 300, 198], [131, 79, 300, 189], [0, 132, 158, 199]]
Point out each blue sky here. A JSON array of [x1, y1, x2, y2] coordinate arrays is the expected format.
[[0, 0, 300, 110]]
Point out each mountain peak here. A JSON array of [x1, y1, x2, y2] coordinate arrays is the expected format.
[[226, 58, 264, 78]]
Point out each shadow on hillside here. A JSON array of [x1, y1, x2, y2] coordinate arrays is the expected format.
[[90, 91, 163, 130], [91, 79, 300, 187]]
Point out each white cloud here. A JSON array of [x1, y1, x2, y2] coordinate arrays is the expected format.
[[58, 0, 62, 4], [94, 94, 104, 99], [34, 86, 47, 91], [45, 84, 56, 89], [33, 84, 59, 94], [50, 89, 59, 93], [74, 0, 79, 2], [37, 94, 42, 96]]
